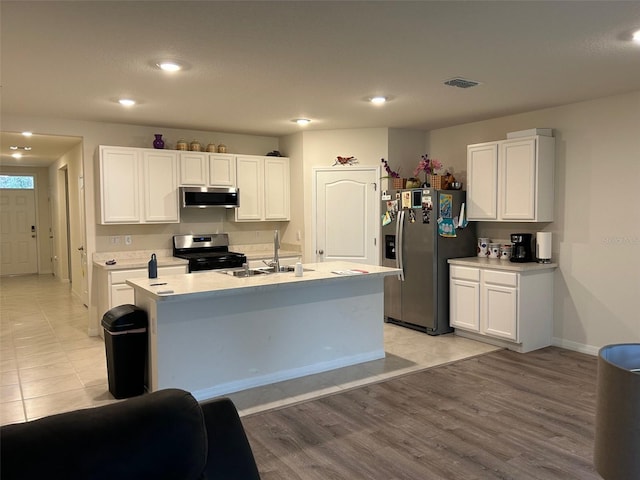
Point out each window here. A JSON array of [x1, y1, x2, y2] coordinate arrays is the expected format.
[[0, 175, 35, 189]]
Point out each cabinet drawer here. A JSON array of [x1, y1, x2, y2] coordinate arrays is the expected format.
[[483, 269, 518, 287], [450, 266, 480, 282], [109, 269, 147, 284], [109, 265, 187, 284], [158, 265, 188, 276]]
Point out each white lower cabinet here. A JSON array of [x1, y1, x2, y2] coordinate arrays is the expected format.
[[450, 264, 553, 352], [107, 265, 187, 312], [449, 267, 480, 331], [482, 270, 518, 341]]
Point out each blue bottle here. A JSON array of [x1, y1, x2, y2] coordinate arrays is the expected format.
[[148, 253, 158, 279]]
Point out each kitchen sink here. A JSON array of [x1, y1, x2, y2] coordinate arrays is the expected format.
[[261, 265, 315, 273], [220, 268, 272, 278], [220, 265, 314, 277]]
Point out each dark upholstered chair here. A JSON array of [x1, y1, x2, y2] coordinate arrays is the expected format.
[[0, 388, 261, 480]]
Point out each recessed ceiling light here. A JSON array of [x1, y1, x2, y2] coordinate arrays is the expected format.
[[633, 29, 640, 43], [12, 153, 22, 159], [370, 96, 387, 105], [293, 118, 311, 126], [24, 147, 32, 151], [119, 98, 136, 107], [10, 146, 18, 150], [22, 131, 33, 137], [157, 61, 182, 72]]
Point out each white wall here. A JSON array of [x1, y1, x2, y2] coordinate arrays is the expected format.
[[427, 90, 640, 353], [388, 128, 431, 183], [297, 128, 388, 262]]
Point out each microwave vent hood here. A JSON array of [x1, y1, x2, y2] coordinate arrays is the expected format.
[[180, 187, 240, 208]]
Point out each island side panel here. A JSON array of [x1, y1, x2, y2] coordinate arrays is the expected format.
[[149, 277, 385, 400]]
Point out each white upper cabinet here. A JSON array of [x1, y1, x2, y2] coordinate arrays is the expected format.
[[99, 146, 179, 225], [141, 150, 179, 223], [467, 135, 555, 222], [179, 152, 236, 187], [209, 154, 236, 187], [264, 157, 290, 221], [99, 147, 140, 223], [467, 143, 499, 220], [235, 156, 264, 221], [234, 156, 290, 222], [179, 152, 208, 186]]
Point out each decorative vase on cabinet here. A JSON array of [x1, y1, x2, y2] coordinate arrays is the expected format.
[[153, 134, 165, 149]]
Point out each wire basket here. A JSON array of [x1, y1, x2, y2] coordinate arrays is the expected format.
[[429, 175, 443, 189], [392, 178, 406, 189]]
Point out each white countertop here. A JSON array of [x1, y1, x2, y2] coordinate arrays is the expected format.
[[127, 261, 401, 302], [448, 256, 558, 272], [92, 246, 299, 270], [93, 253, 188, 271]]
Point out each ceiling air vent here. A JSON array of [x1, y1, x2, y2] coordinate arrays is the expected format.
[[444, 77, 481, 89]]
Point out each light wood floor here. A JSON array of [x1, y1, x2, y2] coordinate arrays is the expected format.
[[0, 274, 498, 424], [243, 347, 601, 480]]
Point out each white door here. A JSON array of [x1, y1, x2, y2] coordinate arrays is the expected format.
[[314, 167, 379, 265], [0, 182, 38, 275]]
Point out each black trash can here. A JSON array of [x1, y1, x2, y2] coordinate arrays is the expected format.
[[101, 304, 148, 399]]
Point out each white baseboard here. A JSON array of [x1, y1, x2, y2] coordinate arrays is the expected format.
[[552, 337, 599, 356], [191, 349, 386, 402]]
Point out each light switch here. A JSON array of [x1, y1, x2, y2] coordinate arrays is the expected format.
[[124, 235, 132, 245]]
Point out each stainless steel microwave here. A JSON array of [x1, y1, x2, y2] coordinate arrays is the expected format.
[[180, 187, 240, 208]]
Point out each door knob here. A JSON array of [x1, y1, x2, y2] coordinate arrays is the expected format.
[[78, 246, 84, 251], [318, 249, 324, 255]]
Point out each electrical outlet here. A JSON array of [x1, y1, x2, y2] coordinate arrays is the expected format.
[[124, 235, 132, 245], [296, 230, 302, 241], [110, 236, 121, 245]]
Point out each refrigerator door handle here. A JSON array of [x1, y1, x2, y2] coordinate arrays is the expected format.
[[397, 210, 405, 281]]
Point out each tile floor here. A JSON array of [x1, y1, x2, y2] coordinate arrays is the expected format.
[[0, 274, 500, 425]]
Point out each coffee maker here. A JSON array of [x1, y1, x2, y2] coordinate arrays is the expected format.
[[510, 233, 533, 262]]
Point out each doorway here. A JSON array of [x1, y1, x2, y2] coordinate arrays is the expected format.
[[0, 174, 38, 275], [313, 166, 380, 265]]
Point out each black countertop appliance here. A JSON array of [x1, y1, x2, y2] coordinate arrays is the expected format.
[[510, 233, 533, 262]]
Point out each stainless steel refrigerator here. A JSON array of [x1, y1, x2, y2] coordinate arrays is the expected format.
[[382, 188, 476, 335]]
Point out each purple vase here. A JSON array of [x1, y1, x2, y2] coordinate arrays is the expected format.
[[153, 134, 165, 149]]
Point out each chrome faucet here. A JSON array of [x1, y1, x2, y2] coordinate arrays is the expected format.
[[273, 229, 280, 272], [264, 229, 281, 271]]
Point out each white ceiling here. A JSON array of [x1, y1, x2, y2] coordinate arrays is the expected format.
[[0, 132, 82, 168], [1, 1, 639, 166]]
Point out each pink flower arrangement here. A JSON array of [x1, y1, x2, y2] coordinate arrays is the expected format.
[[381, 158, 400, 178], [414, 154, 442, 177]]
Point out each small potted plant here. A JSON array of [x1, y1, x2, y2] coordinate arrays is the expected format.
[[414, 154, 443, 188], [380, 158, 404, 189]]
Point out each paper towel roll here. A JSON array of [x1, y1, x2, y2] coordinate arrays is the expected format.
[[536, 232, 552, 262]]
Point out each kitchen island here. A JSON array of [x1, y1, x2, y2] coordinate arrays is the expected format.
[[127, 261, 401, 401]]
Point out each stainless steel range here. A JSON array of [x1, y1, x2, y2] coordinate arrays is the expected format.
[[173, 234, 247, 272]]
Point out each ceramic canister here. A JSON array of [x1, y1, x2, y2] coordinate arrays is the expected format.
[[477, 238, 490, 257], [500, 244, 513, 260], [489, 243, 501, 258]]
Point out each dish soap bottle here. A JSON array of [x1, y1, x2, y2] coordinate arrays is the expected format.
[[148, 253, 157, 279]]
